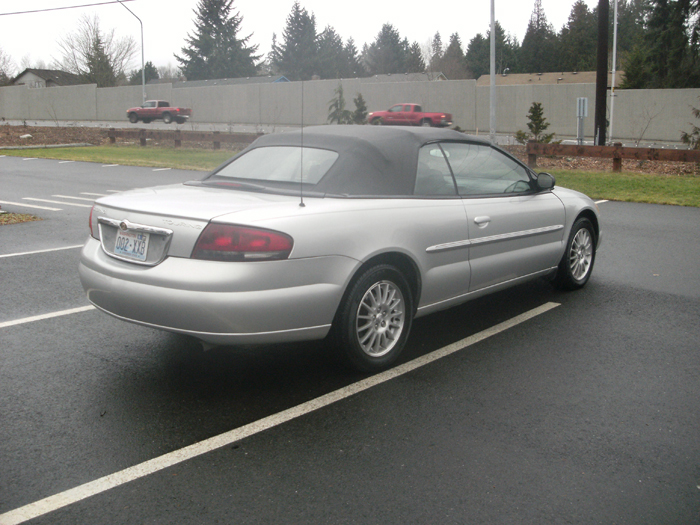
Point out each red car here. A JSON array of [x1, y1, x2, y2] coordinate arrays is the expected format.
[[368, 103, 453, 127], [126, 100, 192, 124]]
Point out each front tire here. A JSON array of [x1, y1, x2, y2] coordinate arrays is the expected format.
[[553, 217, 596, 290], [128, 113, 138, 123], [334, 264, 413, 373], [371, 118, 384, 125]]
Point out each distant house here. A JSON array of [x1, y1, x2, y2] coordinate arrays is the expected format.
[[12, 68, 84, 88], [475, 71, 624, 87], [361, 72, 448, 83], [171, 75, 290, 89]]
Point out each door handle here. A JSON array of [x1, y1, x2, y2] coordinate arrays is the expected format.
[[474, 216, 491, 226]]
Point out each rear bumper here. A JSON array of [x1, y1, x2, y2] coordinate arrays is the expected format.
[[79, 238, 356, 345]]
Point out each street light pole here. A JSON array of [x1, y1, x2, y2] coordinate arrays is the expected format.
[[117, 0, 145, 105], [609, 0, 619, 143], [489, 0, 496, 143]]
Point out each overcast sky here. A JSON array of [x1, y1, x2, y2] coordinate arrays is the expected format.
[[1, 0, 598, 74]]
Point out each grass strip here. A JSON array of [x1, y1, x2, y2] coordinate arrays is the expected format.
[[1, 145, 236, 172], [551, 170, 700, 207]]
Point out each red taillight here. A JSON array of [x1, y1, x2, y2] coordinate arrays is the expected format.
[[192, 224, 293, 261]]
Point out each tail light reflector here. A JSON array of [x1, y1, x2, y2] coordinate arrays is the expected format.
[[192, 224, 293, 261]]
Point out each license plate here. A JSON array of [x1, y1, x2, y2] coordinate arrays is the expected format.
[[114, 230, 150, 262]]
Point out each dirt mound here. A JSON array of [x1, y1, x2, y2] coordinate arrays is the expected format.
[[0, 124, 110, 148]]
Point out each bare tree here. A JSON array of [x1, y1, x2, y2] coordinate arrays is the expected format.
[[0, 47, 17, 84], [56, 14, 137, 87]]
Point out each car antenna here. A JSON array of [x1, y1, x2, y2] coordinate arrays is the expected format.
[[299, 80, 305, 208]]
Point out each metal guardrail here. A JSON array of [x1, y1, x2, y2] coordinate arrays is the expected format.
[[526, 141, 700, 172], [107, 128, 263, 149]]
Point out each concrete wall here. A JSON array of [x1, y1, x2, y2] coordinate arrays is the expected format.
[[1, 80, 698, 143]]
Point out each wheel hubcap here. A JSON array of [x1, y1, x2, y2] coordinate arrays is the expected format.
[[569, 229, 593, 280], [356, 281, 405, 357]]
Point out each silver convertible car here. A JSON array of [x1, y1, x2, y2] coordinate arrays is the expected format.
[[79, 126, 601, 372]]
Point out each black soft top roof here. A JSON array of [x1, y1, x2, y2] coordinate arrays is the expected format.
[[235, 125, 490, 196]]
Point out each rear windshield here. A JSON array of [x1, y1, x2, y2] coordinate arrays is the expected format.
[[210, 146, 339, 185]]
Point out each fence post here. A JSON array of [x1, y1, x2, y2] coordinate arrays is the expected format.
[[612, 142, 622, 172], [527, 140, 538, 169], [108, 128, 116, 144], [213, 131, 220, 150], [174, 129, 181, 148], [139, 129, 146, 147]]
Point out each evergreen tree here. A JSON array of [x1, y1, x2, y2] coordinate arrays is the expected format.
[[175, 0, 258, 81], [466, 33, 489, 78], [515, 102, 555, 143], [519, 0, 558, 73], [353, 92, 368, 124], [343, 38, 366, 77], [317, 25, 345, 79], [429, 32, 443, 72], [327, 83, 353, 124], [362, 24, 406, 75], [129, 61, 159, 85], [441, 33, 469, 79], [84, 33, 118, 87], [465, 23, 518, 78], [558, 0, 597, 71], [405, 42, 426, 73], [270, 1, 318, 80]]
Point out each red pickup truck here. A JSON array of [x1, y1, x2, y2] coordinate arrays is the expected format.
[[126, 100, 192, 124], [368, 103, 453, 127]]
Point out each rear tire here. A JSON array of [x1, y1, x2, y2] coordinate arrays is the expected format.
[[333, 264, 413, 373], [553, 217, 596, 290], [128, 113, 138, 123], [162, 113, 173, 124], [421, 119, 432, 127]]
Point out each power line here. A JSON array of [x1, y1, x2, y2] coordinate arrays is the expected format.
[[0, 0, 135, 16]]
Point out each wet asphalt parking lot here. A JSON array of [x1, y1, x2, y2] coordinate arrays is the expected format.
[[1, 155, 699, 524]]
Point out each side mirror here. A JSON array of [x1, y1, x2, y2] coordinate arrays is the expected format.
[[536, 172, 556, 190]]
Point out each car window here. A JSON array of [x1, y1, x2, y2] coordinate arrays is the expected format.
[[144, 101, 156, 108], [440, 143, 532, 196], [403, 105, 411, 111], [414, 145, 457, 196], [389, 105, 403, 113], [414, 106, 422, 112], [211, 146, 339, 185]]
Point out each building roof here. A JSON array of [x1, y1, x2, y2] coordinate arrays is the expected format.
[[12, 68, 84, 86], [360, 72, 448, 83], [475, 71, 624, 88], [172, 75, 290, 88]]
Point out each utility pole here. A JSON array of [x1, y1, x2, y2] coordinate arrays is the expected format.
[[489, 0, 496, 143], [594, 0, 609, 145]]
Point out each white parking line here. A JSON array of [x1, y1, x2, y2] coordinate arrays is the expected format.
[[0, 200, 61, 211], [22, 158, 37, 161], [152, 168, 171, 171], [80, 192, 108, 197], [23, 198, 92, 208], [595, 200, 609, 204], [0, 306, 94, 330], [0, 302, 560, 525], [58, 161, 75, 164], [102, 164, 119, 167], [52, 195, 95, 202], [0, 245, 83, 259]]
